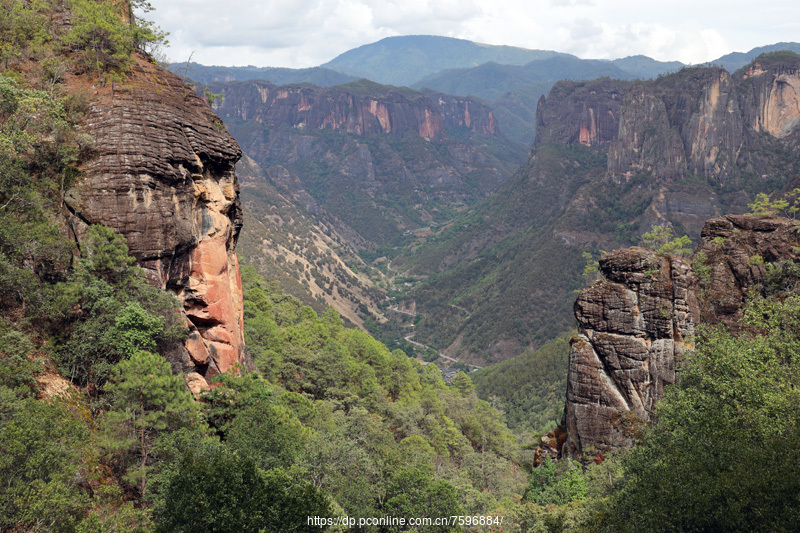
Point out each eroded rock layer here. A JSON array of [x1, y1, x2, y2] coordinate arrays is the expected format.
[[696, 214, 800, 332], [564, 248, 699, 456], [564, 215, 800, 456], [65, 56, 245, 382]]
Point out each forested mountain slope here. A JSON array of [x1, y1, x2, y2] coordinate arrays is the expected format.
[[0, 2, 528, 529], [395, 53, 800, 364]]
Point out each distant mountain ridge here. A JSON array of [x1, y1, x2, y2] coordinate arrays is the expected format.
[[167, 62, 357, 87], [177, 37, 800, 145], [321, 35, 571, 87], [712, 42, 800, 72]]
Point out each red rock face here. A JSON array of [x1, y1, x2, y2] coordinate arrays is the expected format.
[[65, 56, 245, 381], [207, 82, 502, 142], [183, 235, 244, 373]]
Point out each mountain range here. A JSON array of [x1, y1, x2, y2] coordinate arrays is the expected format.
[[172, 37, 800, 368]]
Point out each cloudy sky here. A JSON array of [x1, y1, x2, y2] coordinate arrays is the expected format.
[[146, 0, 799, 68]]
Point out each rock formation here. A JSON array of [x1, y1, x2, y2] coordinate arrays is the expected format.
[[695, 214, 800, 332], [202, 78, 523, 248], [564, 214, 800, 456], [391, 53, 800, 366], [210, 81, 445, 140], [535, 52, 800, 241], [65, 56, 245, 385], [563, 248, 699, 456]]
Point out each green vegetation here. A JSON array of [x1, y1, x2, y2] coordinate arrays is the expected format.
[[1, 0, 166, 84], [239, 264, 525, 518], [0, 50, 527, 524], [5, 3, 800, 530], [597, 296, 800, 531], [640, 223, 692, 256], [472, 333, 572, 434], [476, 293, 800, 531], [167, 62, 357, 87], [746, 188, 800, 218]]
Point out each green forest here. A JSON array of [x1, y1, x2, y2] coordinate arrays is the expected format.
[[2, 0, 800, 531]]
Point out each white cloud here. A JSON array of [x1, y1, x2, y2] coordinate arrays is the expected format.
[[146, 0, 799, 68]]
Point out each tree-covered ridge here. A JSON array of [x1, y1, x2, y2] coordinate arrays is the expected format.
[[472, 332, 572, 434], [1, 46, 527, 525], [239, 263, 527, 517]]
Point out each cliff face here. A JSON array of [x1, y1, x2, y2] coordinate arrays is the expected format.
[[696, 214, 800, 331], [212, 82, 445, 140], [740, 58, 800, 138], [424, 90, 499, 135], [540, 60, 800, 187], [65, 57, 245, 383], [392, 54, 800, 366], [608, 68, 745, 183], [564, 248, 699, 455], [537, 54, 800, 243], [204, 79, 525, 247], [535, 79, 625, 147], [564, 215, 800, 456]]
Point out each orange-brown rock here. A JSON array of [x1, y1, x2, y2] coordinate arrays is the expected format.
[[185, 372, 211, 400], [64, 55, 245, 376]]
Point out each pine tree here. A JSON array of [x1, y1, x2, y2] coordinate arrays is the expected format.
[[102, 350, 198, 497]]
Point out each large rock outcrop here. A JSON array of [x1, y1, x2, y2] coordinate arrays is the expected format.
[[65, 56, 245, 381], [564, 248, 699, 456], [696, 214, 800, 331], [564, 215, 800, 456]]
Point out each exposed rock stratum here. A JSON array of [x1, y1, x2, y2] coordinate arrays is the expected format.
[[564, 214, 800, 457], [64, 56, 245, 386]]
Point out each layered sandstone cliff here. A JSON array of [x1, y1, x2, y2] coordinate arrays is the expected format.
[[536, 53, 800, 243], [563, 248, 699, 455], [206, 80, 499, 140], [564, 215, 800, 456], [64, 56, 245, 384], [201, 78, 523, 249]]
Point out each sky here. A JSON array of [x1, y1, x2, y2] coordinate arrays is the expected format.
[[145, 0, 800, 69]]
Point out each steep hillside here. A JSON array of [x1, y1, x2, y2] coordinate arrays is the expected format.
[[472, 332, 572, 434], [0, 3, 529, 529], [235, 154, 388, 327], [394, 53, 800, 365]]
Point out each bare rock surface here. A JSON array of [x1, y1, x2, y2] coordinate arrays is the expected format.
[[564, 248, 699, 456], [65, 56, 245, 376], [564, 215, 800, 457], [696, 214, 800, 332]]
